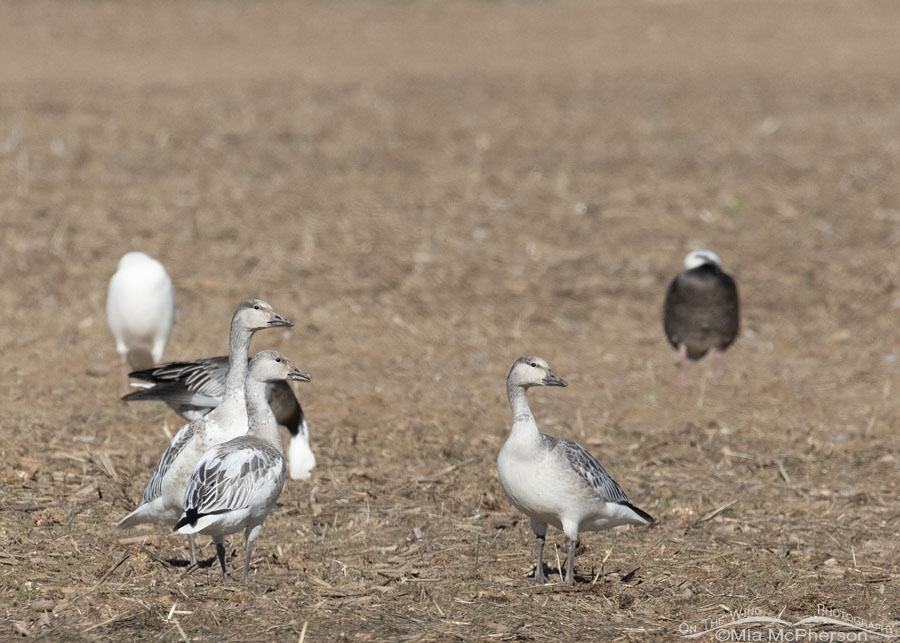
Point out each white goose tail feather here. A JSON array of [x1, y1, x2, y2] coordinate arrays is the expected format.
[[288, 423, 316, 480]]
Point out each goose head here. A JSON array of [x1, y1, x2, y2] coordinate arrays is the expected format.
[[684, 249, 723, 271], [248, 350, 311, 384], [112, 252, 170, 284], [235, 299, 293, 331], [116, 251, 155, 271], [507, 356, 567, 390]]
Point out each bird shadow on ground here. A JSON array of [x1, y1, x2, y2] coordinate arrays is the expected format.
[[164, 555, 220, 569], [529, 565, 643, 587]]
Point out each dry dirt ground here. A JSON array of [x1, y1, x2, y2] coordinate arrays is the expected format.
[[1, 1, 899, 641]]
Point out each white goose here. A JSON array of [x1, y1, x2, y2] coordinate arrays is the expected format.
[[497, 357, 653, 585], [117, 300, 292, 563], [106, 252, 176, 383], [122, 356, 315, 480], [175, 350, 309, 582]]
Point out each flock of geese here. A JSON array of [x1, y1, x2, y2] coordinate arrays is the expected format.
[[107, 249, 740, 585]]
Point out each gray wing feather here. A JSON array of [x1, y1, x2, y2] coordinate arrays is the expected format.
[[182, 439, 284, 516], [544, 435, 632, 504], [148, 357, 229, 399], [140, 422, 196, 504]]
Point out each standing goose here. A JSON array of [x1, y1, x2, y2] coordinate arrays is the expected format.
[[663, 250, 740, 379], [175, 350, 310, 582], [497, 357, 653, 585], [106, 252, 176, 386], [117, 300, 292, 564], [122, 356, 315, 480]]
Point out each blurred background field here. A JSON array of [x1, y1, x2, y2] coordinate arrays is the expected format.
[[1, 1, 899, 640]]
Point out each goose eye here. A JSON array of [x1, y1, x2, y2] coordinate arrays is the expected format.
[[275, 357, 282, 363], [253, 304, 260, 310], [530, 362, 537, 368]]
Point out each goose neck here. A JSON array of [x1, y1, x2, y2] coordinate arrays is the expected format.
[[507, 382, 535, 426], [245, 378, 283, 450], [223, 325, 253, 394]]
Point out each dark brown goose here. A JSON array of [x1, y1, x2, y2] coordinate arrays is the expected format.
[[663, 250, 740, 377]]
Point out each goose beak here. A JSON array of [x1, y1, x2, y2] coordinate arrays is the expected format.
[[288, 366, 311, 383], [268, 311, 294, 328], [543, 369, 567, 387]]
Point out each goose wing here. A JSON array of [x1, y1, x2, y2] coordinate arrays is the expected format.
[[545, 435, 631, 504], [126, 356, 229, 403], [182, 438, 285, 517], [139, 420, 197, 504]]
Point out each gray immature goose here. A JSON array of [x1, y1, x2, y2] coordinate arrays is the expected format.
[[117, 299, 292, 565], [663, 250, 740, 373], [123, 356, 315, 480], [175, 350, 310, 583], [498, 357, 653, 586]]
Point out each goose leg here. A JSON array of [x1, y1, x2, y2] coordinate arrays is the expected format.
[[534, 534, 547, 583], [677, 344, 688, 386], [529, 518, 548, 583], [242, 540, 255, 583], [710, 349, 725, 384], [213, 536, 227, 581], [564, 538, 576, 586], [188, 534, 197, 565], [243, 525, 262, 583], [119, 354, 131, 397]]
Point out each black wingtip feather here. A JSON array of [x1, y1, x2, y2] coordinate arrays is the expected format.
[[126, 367, 162, 382], [628, 504, 655, 523], [121, 388, 162, 403], [120, 380, 185, 403], [283, 402, 304, 437], [173, 507, 198, 531]]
